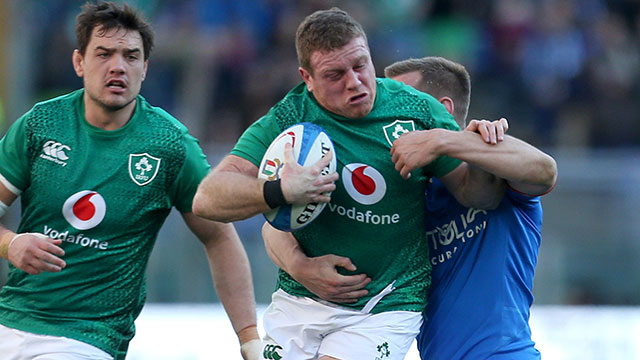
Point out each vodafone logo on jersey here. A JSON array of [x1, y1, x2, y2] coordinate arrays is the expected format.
[[341, 163, 387, 205], [62, 191, 106, 230]]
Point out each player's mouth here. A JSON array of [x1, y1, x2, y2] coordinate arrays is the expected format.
[[106, 79, 127, 93], [349, 93, 368, 104]]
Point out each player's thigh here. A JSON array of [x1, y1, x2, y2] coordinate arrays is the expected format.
[[318, 310, 422, 360], [0, 324, 23, 359], [0, 324, 112, 360], [262, 290, 331, 359]]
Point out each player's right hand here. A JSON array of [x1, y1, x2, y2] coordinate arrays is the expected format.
[[279, 142, 338, 205], [292, 254, 371, 303], [8, 233, 66, 274]]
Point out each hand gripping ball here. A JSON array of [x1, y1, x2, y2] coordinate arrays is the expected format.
[[257, 123, 337, 231]]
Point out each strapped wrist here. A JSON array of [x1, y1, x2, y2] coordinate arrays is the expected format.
[[237, 324, 259, 345], [263, 179, 287, 209], [0, 232, 16, 259]]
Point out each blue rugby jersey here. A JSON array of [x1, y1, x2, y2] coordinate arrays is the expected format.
[[418, 178, 542, 359]]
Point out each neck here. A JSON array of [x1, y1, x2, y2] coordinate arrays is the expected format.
[[83, 94, 137, 131]]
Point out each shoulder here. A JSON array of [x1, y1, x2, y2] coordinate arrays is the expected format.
[[134, 97, 206, 165], [138, 96, 188, 134], [377, 78, 438, 103], [267, 82, 312, 129], [375, 79, 455, 130], [136, 96, 202, 151], [23, 89, 83, 122]]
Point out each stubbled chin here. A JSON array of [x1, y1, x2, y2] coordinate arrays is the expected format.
[[344, 105, 372, 119], [99, 95, 135, 112]]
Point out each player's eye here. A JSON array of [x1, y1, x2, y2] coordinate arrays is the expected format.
[[326, 72, 342, 81]]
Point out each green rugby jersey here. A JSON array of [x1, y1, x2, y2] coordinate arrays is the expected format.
[[0, 89, 209, 359], [232, 78, 461, 314]]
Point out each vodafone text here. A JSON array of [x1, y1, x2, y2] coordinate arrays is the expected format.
[[43, 225, 109, 250], [326, 203, 400, 225], [426, 208, 486, 266]]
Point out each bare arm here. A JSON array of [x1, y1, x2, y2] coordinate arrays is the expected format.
[[439, 161, 505, 209], [390, 129, 505, 209], [193, 147, 338, 223], [262, 222, 370, 303], [0, 183, 66, 274], [192, 155, 267, 222], [437, 121, 557, 195], [182, 212, 260, 359]]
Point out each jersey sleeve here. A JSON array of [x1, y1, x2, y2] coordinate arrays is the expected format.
[[505, 188, 543, 228], [422, 100, 463, 178], [0, 114, 30, 194], [168, 132, 211, 213], [230, 114, 282, 167]]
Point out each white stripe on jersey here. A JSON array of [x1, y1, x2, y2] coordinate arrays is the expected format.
[[0, 173, 21, 195]]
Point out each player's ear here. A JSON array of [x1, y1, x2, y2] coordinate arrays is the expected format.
[[142, 59, 148, 81], [439, 97, 454, 117], [72, 49, 84, 78], [299, 67, 313, 92]]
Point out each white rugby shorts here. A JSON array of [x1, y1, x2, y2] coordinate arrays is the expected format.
[[262, 289, 422, 359], [0, 324, 113, 360]]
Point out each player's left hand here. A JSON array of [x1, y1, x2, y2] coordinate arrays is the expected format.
[[390, 129, 447, 179], [279, 143, 338, 205], [292, 254, 371, 303], [237, 325, 262, 360], [466, 117, 509, 144]]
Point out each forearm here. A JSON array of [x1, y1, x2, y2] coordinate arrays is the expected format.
[[0, 187, 17, 258], [441, 132, 557, 194], [262, 223, 307, 275], [203, 224, 257, 333]]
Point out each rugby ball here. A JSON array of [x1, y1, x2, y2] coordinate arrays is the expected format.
[[258, 123, 337, 231]]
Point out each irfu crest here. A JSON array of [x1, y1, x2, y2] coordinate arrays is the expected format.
[[383, 120, 415, 146], [128, 153, 161, 186]]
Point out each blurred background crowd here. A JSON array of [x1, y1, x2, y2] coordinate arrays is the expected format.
[[1, 0, 639, 307]]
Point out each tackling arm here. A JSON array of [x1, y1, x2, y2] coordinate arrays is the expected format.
[[434, 128, 557, 196], [390, 128, 505, 209]]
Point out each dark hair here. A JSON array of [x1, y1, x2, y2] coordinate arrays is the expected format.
[[385, 57, 471, 126], [295, 7, 367, 74], [76, 1, 154, 60]]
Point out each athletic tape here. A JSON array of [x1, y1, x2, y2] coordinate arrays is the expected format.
[[240, 339, 263, 360]]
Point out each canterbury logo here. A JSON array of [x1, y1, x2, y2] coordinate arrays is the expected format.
[[263, 344, 283, 360], [43, 140, 70, 160]]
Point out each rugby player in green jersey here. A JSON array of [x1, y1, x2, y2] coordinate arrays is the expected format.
[[0, 2, 260, 359], [264, 56, 557, 360], [193, 7, 505, 360]]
